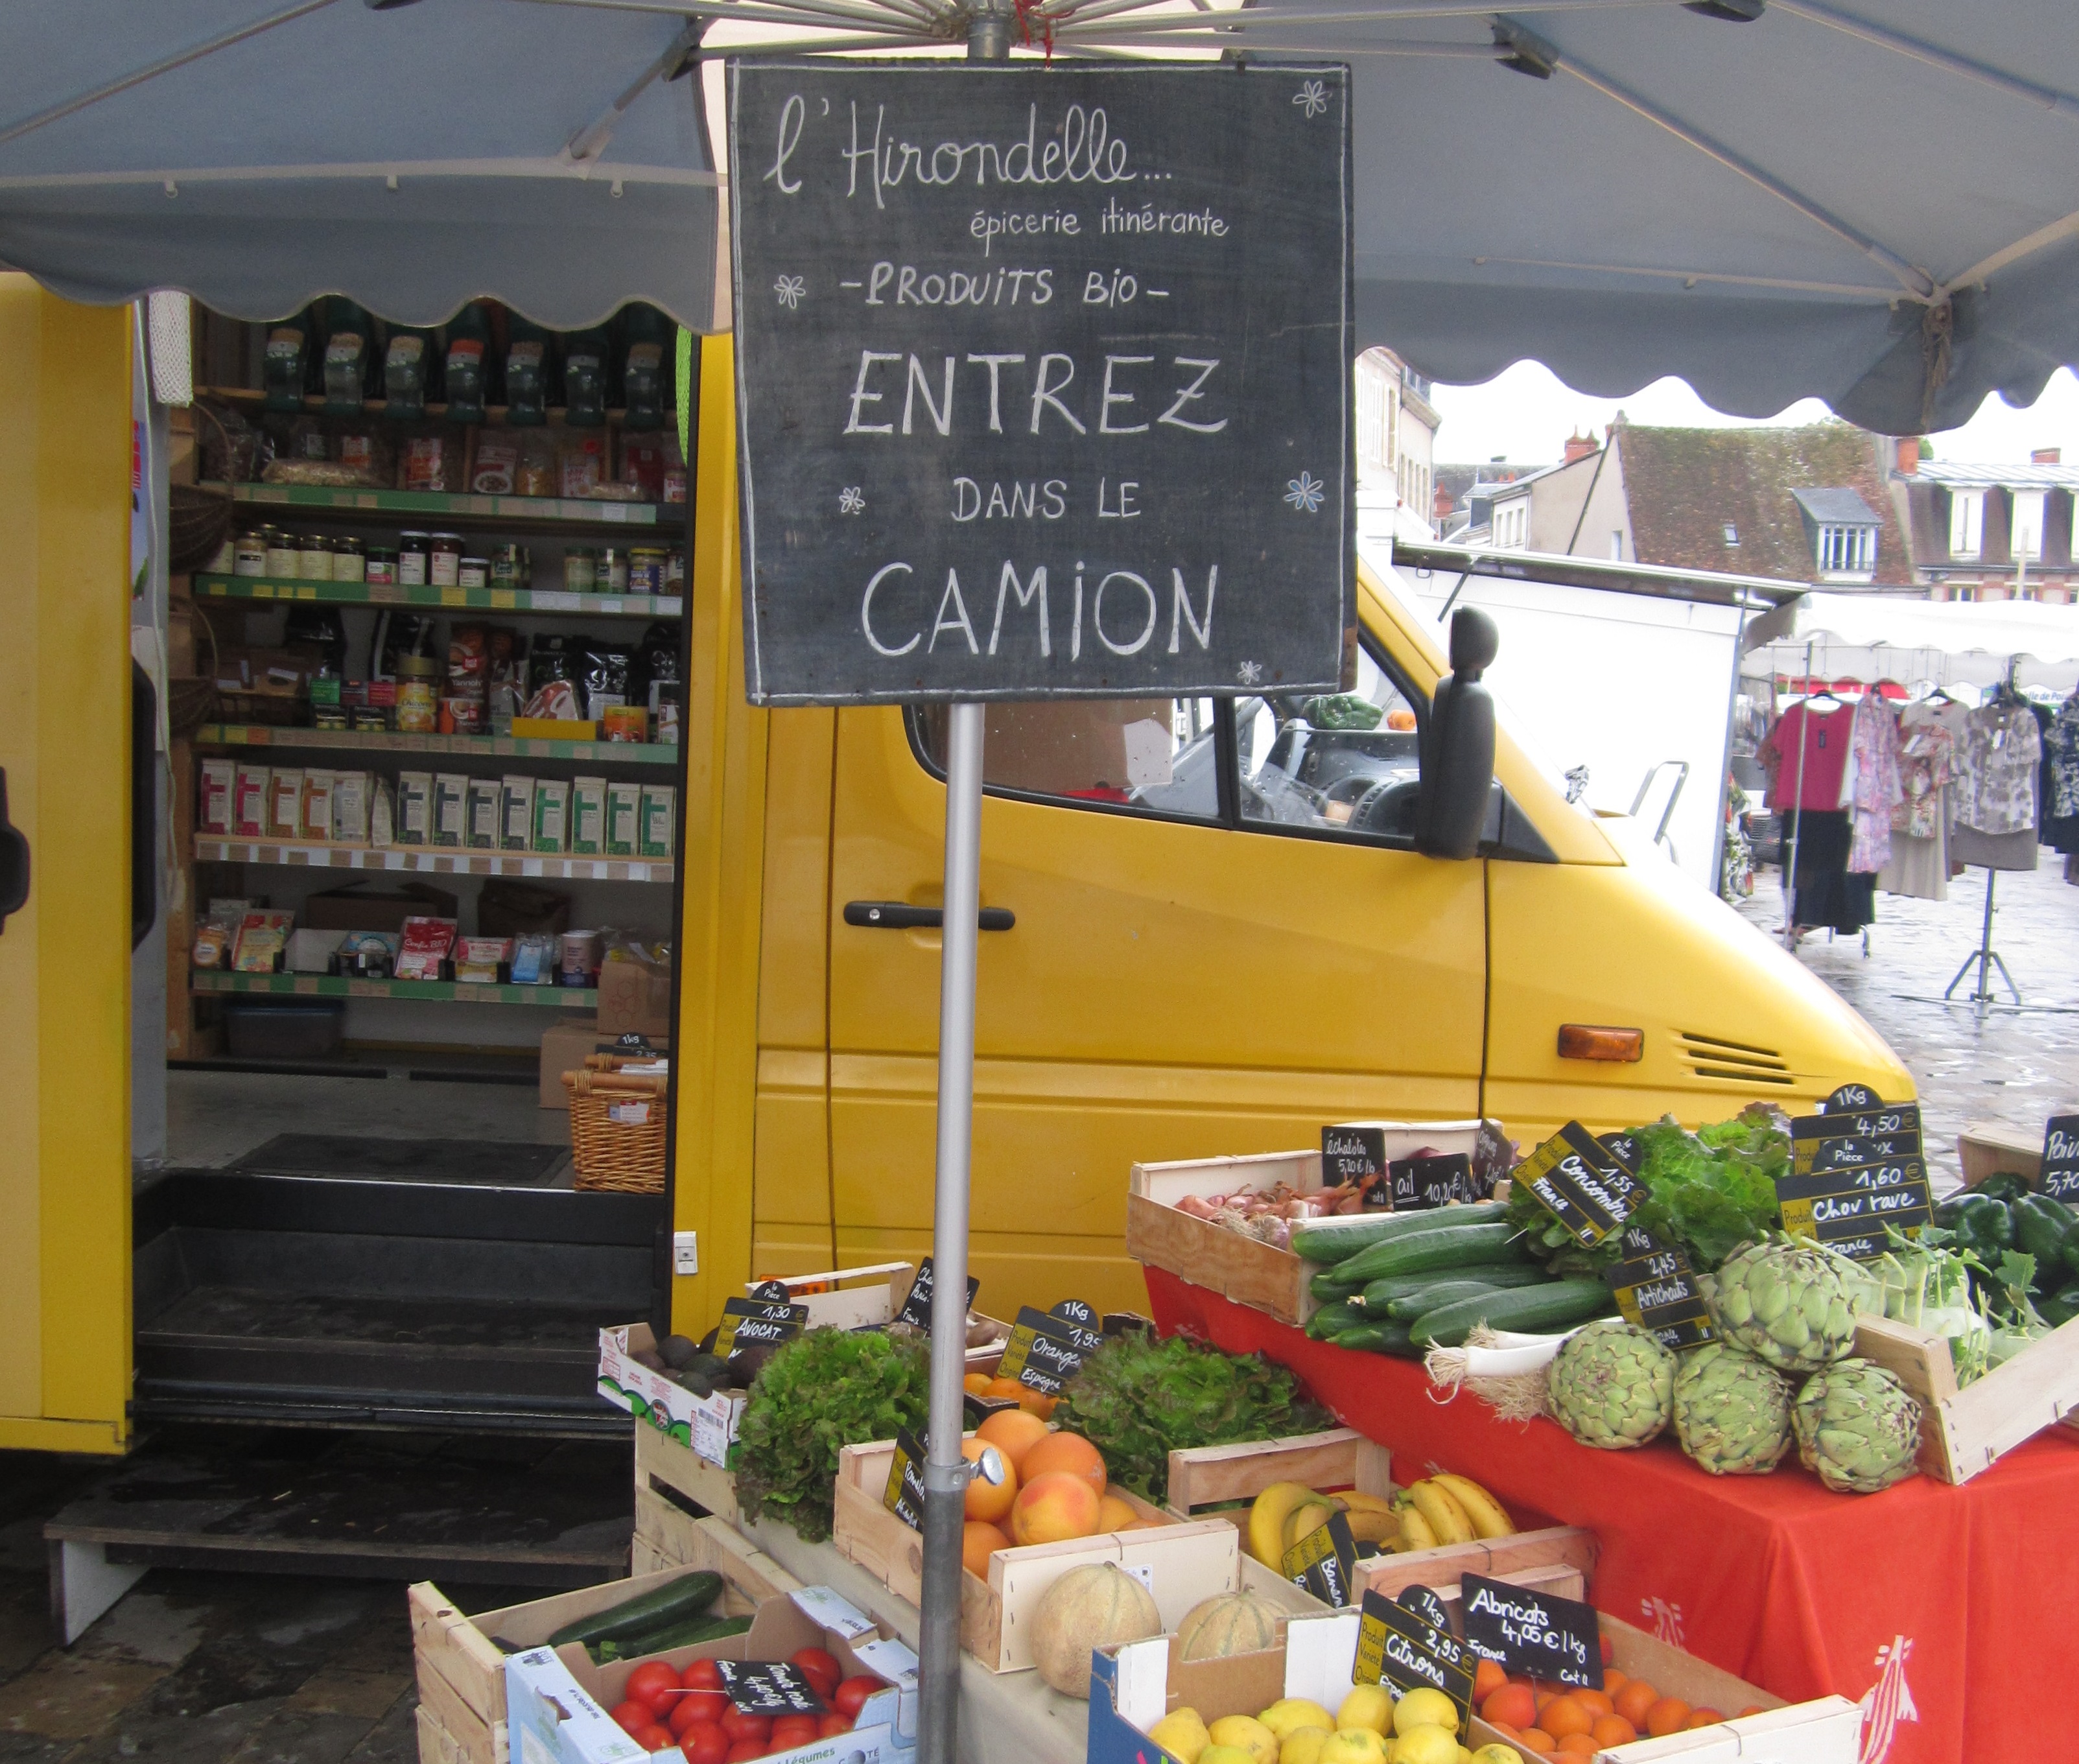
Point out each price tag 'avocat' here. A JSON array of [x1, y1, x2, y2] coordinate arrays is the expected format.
[[994, 1299, 1102, 1396], [1516, 1123, 1641, 1247], [713, 1296, 808, 1358], [1353, 1590, 1473, 1733]]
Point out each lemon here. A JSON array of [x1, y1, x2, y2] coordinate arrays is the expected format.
[[1199, 1748, 1260, 1764], [1469, 1748, 1523, 1764], [1148, 1708, 1213, 1763], [1258, 1700, 1337, 1741], [1280, 1730, 1332, 1764], [1337, 1686, 1393, 1735], [1317, 1731, 1391, 1764], [1388, 1724, 1458, 1764], [1392, 1690, 1460, 1737], [1207, 1715, 1280, 1764]]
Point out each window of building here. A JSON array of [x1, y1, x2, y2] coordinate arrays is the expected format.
[[2012, 488, 2046, 560], [1723, 523, 1739, 547], [1492, 499, 1528, 550], [1610, 530, 1623, 561], [1816, 524, 1875, 576], [1949, 488, 1984, 559]]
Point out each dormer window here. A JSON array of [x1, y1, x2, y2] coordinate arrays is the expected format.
[[1949, 488, 1984, 559], [1792, 488, 1880, 583], [1816, 524, 1875, 574]]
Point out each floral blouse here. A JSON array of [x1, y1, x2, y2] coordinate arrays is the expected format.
[[1955, 702, 2042, 836], [1891, 707, 1955, 841]]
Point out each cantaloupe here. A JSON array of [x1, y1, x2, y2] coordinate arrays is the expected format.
[[1027, 1561, 1161, 1698], [1173, 1588, 1282, 1663]]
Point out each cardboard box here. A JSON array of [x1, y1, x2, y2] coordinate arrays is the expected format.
[[639, 783, 676, 858], [432, 773, 469, 848], [606, 781, 642, 856], [541, 1015, 609, 1109], [500, 775, 535, 851], [286, 928, 346, 974], [198, 758, 235, 836], [233, 761, 269, 837], [599, 1321, 746, 1461], [466, 775, 501, 850], [331, 770, 370, 843], [396, 771, 434, 846], [598, 947, 672, 1039], [533, 778, 571, 854], [570, 776, 607, 856]]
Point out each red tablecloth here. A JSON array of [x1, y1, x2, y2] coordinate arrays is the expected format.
[[1147, 1267, 2079, 1764]]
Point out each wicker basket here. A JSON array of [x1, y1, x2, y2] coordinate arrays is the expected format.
[[564, 1068, 669, 1194]]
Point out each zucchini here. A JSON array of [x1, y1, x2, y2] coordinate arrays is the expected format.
[[1333, 1221, 1530, 1286], [1305, 1300, 1365, 1341], [1359, 1263, 1550, 1314], [1381, 1278, 1511, 1322], [1409, 1280, 1615, 1350], [594, 1612, 751, 1664], [546, 1570, 725, 1649], [1311, 1267, 1367, 1303], [1332, 1321, 1418, 1356], [1293, 1200, 1507, 1264]]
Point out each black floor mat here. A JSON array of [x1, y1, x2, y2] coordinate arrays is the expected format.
[[229, 1134, 567, 1185]]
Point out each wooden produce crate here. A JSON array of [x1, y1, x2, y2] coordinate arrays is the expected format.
[[1163, 1427, 1392, 1522], [409, 1522, 799, 1764], [830, 1436, 1319, 1673], [1853, 1308, 2079, 1485], [632, 1422, 742, 1571], [1956, 1119, 2043, 1187], [1356, 1523, 1599, 1606], [1127, 1126, 1486, 1328]]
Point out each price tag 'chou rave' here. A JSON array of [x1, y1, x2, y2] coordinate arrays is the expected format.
[[729, 61, 1353, 705]]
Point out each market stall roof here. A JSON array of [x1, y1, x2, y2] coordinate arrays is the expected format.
[[1391, 540, 1805, 613], [1756, 593, 2079, 666]]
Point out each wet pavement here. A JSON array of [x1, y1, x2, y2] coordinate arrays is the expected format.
[[1736, 853, 2079, 1181]]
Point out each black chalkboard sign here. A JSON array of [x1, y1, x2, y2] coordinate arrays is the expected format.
[[1604, 1226, 1715, 1350], [1397, 1585, 1452, 1634], [893, 1257, 981, 1332], [727, 61, 1353, 705], [1783, 1096, 1932, 1258], [2041, 1115, 2079, 1205], [1352, 1590, 1473, 1732], [1280, 1511, 1357, 1608], [1459, 1573, 1603, 1691], [1323, 1125, 1386, 1192], [713, 1295, 808, 1358], [716, 1660, 827, 1718], [1391, 1153, 1473, 1212], [995, 1299, 1103, 1395], [882, 1428, 928, 1529], [1514, 1123, 1641, 1247]]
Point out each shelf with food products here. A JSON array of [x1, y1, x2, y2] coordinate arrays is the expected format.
[[191, 969, 596, 1008], [194, 838, 674, 884], [192, 573, 681, 618], [202, 480, 677, 530], [193, 724, 680, 766]]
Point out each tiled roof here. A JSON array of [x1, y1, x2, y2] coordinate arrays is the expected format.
[[1618, 422, 1912, 586], [1791, 487, 1879, 526], [1435, 462, 1547, 508]]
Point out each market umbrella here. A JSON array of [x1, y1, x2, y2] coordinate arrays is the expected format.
[[1747, 591, 2079, 692], [4, 1, 2078, 434]]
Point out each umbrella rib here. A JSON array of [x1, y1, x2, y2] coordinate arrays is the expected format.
[[1771, 1, 2079, 121], [1468, 254, 1903, 300], [0, 0, 346, 151], [564, 21, 704, 163], [1045, 0, 1639, 25], [522, 0, 948, 30], [1942, 206, 2079, 299]]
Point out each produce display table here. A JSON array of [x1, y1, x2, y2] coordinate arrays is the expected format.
[[1149, 1265, 2079, 1764], [738, 1512, 1087, 1764]]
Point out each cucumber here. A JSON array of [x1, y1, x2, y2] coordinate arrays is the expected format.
[[1293, 1200, 1507, 1264], [1333, 1221, 1530, 1286], [546, 1570, 725, 1649], [1359, 1263, 1550, 1314], [1311, 1267, 1367, 1302], [1381, 1278, 1512, 1322], [1305, 1300, 1365, 1340], [1332, 1321, 1418, 1356], [594, 1612, 752, 1664], [1409, 1280, 1615, 1350]]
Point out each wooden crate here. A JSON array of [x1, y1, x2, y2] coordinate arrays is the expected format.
[[829, 1436, 1315, 1672], [633, 1417, 740, 1571], [1356, 1523, 1599, 1604], [1957, 1120, 2042, 1187], [409, 1520, 800, 1764], [1163, 1427, 1392, 1520], [1853, 1309, 2079, 1485]]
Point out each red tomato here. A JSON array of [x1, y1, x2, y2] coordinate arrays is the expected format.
[[678, 1723, 731, 1764], [679, 1658, 725, 1693], [670, 1691, 729, 1733], [723, 1745, 766, 1764], [626, 1663, 683, 1719], [769, 1715, 818, 1750], [631, 1726, 676, 1754], [788, 1649, 841, 1698], [718, 1710, 770, 1746], [816, 1714, 853, 1739], [612, 1702, 655, 1737], [832, 1677, 885, 1719]]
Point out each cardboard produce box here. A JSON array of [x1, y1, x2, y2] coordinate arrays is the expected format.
[[542, 1015, 611, 1108], [598, 947, 672, 1039]]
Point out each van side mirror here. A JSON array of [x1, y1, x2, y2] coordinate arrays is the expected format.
[[1415, 607, 1499, 860]]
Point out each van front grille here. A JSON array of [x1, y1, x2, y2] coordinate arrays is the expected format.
[[1675, 1031, 1793, 1087]]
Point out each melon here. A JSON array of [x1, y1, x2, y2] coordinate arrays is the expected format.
[[1028, 1561, 1161, 1698], [1172, 1587, 1282, 1663]]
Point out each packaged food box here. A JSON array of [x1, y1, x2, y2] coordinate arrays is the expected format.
[[454, 936, 513, 984], [300, 768, 335, 843], [395, 771, 434, 847], [231, 910, 295, 974], [432, 773, 469, 849], [467, 775, 501, 850], [638, 783, 675, 858], [198, 758, 235, 836], [286, 927, 346, 974], [570, 776, 607, 856], [605, 781, 642, 857], [263, 768, 303, 841], [500, 775, 535, 853], [533, 779, 571, 854], [394, 915, 458, 982], [369, 775, 396, 847], [512, 933, 559, 987], [232, 762, 270, 838], [331, 771, 371, 844]]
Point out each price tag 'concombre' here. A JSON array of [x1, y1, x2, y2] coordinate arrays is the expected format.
[[727, 60, 1354, 705]]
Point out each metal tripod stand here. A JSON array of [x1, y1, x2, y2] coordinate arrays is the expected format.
[[1943, 866, 2021, 1009]]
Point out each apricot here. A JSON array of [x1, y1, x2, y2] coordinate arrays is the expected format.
[[1020, 1430, 1107, 1496], [1011, 1470, 1101, 1546], [1096, 1494, 1140, 1533], [974, 1409, 1051, 1474], [962, 1439, 1017, 1523]]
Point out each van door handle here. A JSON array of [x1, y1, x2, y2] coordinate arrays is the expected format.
[[844, 901, 1015, 932], [0, 769, 27, 935]]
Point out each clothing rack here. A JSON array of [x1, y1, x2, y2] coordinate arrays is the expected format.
[[1943, 661, 2028, 1012]]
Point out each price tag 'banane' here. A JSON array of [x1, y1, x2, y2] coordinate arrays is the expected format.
[[993, 1299, 1102, 1396], [1515, 1123, 1642, 1247], [1279, 1512, 1357, 1608], [1352, 1590, 1473, 1734]]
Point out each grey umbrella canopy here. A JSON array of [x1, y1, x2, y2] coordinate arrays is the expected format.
[[1, 0, 2074, 432]]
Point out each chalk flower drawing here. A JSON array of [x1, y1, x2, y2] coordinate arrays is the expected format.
[[1284, 471, 1325, 514], [773, 274, 806, 309], [1236, 660, 1263, 685], [838, 486, 865, 515], [1293, 80, 1330, 119]]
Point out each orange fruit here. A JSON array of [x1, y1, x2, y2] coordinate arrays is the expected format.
[[1482, 1685, 1536, 1732], [963, 1372, 991, 1396], [1019, 1430, 1106, 1495], [961, 1438, 1017, 1523], [1509, 1676, 1534, 1691], [1600, 1671, 1627, 1700], [1537, 1697, 1592, 1741], [974, 1409, 1050, 1473], [1590, 1715, 1637, 1748], [961, 1520, 1008, 1577], [1533, 1689, 1558, 1713], [1513, 1728, 1556, 1756], [1010, 1470, 1101, 1545], [983, 1376, 1057, 1418], [1612, 1680, 1660, 1730], [1555, 1735, 1597, 1758], [1685, 1708, 1724, 1730], [1096, 1494, 1139, 1533], [1474, 1659, 1508, 1702], [1572, 1689, 1613, 1719], [1645, 1697, 1691, 1737], [1737, 1706, 1768, 1719]]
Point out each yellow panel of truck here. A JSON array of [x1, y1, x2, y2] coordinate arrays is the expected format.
[[0, 281, 133, 1452]]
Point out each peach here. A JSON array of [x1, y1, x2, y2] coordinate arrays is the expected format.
[[974, 1409, 1051, 1473], [963, 1438, 1017, 1523], [1011, 1470, 1102, 1546], [1020, 1430, 1107, 1496]]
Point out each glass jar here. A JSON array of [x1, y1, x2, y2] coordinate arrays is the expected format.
[[627, 548, 667, 595], [395, 655, 440, 733], [233, 531, 268, 577], [397, 532, 431, 587], [429, 532, 464, 588], [487, 541, 528, 587], [652, 679, 681, 746], [457, 556, 489, 591], [563, 547, 598, 593], [664, 548, 686, 593], [330, 535, 365, 583], [298, 535, 334, 581], [597, 546, 629, 594], [263, 528, 300, 578], [364, 545, 399, 586]]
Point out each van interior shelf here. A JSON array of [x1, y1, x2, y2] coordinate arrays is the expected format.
[[192, 572, 681, 619], [193, 724, 679, 766], [190, 969, 597, 1009], [200, 478, 674, 530], [193, 837, 674, 884]]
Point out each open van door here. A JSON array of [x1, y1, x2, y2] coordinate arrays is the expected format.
[[0, 279, 135, 1453]]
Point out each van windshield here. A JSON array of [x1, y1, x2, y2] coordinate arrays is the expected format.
[[1236, 642, 1423, 837]]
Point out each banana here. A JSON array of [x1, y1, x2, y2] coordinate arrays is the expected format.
[[1247, 1482, 1321, 1567], [1394, 1499, 1440, 1553], [1342, 1507, 1400, 1549], [1405, 1477, 1476, 1547], [1284, 1499, 1335, 1555], [1336, 1491, 1398, 1519], [1427, 1473, 1514, 1540]]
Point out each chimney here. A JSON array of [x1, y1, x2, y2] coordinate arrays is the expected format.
[[1562, 431, 1598, 467], [2034, 447, 2061, 465], [1432, 482, 1455, 526], [1894, 436, 1920, 475]]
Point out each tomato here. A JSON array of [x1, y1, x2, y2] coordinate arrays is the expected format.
[[677, 1723, 731, 1764], [612, 1702, 656, 1737], [718, 1710, 770, 1746], [832, 1677, 885, 1719], [788, 1649, 841, 1699], [630, 1725, 676, 1754], [679, 1658, 725, 1693], [816, 1713, 854, 1739], [769, 1715, 818, 1751], [626, 1662, 683, 1719], [723, 1745, 766, 1764], [669, 1692, 728, 1737]]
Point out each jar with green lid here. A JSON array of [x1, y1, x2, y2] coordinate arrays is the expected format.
[[330, 535, 365, 583], [263, 528, 300, 578], [597, 546, 629, 593], [395, 655, 440, 733], [487, 541, 528, 587], [298, 535, 334, 581]]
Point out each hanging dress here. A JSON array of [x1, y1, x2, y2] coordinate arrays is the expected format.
[[1879, 703, 1953, 900]]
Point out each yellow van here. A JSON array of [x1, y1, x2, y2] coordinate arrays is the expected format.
[[0, 300, 1906, 1455]]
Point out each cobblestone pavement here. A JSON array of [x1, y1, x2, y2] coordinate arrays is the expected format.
[[1737, 853, 2079, 1181]]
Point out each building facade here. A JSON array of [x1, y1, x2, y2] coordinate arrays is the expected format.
[[1896, 447, 2077, 604], [1353, 346, 1439, 545]]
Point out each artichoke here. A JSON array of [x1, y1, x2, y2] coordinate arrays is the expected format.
[[1548, 1319, 1677, 1450], [1791, 1358, 1923, 1494], [1673, 1343, 1792, 1475], [1708, 1236, 1858, 1372]]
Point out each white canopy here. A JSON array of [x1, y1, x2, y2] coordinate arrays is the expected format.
[[1745, 591, 2079, 693]]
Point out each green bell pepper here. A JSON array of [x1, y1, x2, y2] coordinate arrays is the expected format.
[[1973, 1171, 2033, 1203], [2010, 1193, 2076, 1268], [1940, 1192, 2016, 1262]]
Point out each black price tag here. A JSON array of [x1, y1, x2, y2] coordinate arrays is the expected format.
[[893, 1258, 981, 1332], [1825, 1082, 1884, 1112], [749, 1278, 795, 1302], [1603, 1227, 1715, 1350], [1459, 1573, 1603, 1691], [1102, 1311, 1155, 1337], [1352, 1590, 1473, 1733], [1280, 1511, 1357, 1608], [1784, 1095, 1931, 1259], [1514, 1123, 1641, 1247], [715, 1660, 827, 1717], [1324, 1125, 1387, 1190], [1397, 1586, 1452, 1634], [2041, 1116, 2079, 1205], [714, 1296, 808, 1358], [1391, 1153, 1474, 1213], [994, 1300, 1102, 1396], [882, 1428, 927, 1530]]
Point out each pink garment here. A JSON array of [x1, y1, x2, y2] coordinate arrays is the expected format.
[[1848, 695, 1903, 873], [1759, 703, 1854, 811]]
